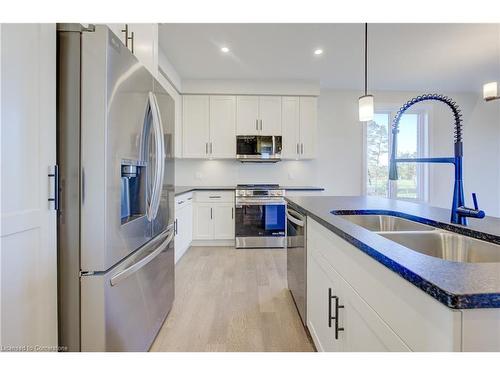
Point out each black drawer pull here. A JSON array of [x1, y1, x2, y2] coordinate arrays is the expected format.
[[334, 296, 345, 339], [328, 288, 345, 340]]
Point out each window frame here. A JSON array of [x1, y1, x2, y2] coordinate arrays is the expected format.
[[362, 105, 430, 202]]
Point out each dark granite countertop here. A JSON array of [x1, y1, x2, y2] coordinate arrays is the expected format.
[[175, 185, 324, 196], [286, 195, 500, 309]]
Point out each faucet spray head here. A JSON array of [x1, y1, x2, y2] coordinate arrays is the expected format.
[[388, 159, 398, 180]]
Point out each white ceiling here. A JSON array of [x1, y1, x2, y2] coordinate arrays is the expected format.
[[159, 23, 500, 93]]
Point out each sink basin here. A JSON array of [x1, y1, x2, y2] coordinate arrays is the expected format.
[[379, 231, 500, 263], [339, 214, 435, 232]]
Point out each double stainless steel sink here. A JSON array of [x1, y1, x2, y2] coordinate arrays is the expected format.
[[339, 214, 500, 263]]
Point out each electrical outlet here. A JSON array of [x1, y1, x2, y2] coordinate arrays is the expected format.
[[195, 172, 203, 180]]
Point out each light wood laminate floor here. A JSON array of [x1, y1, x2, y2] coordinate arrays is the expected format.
[[150, 246, 314, 352]]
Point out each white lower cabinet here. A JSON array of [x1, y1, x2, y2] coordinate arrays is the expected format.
[[307, 218, 463, 352], [213, 204, 235, 240], [174, 193, 193, 263], [193, 191, 235, 242], [193, 203, 214, 240], [308, 250, 409, 352], [307, 253, 343, 351]]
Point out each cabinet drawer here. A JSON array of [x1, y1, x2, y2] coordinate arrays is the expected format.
[[175, 192, 193, 209], [195, 191, 234, 203]]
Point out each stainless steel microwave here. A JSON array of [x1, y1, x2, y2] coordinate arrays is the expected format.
[[236, 135, 282, 162]]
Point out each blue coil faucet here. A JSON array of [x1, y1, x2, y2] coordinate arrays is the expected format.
[[388, 94, 485, 225]]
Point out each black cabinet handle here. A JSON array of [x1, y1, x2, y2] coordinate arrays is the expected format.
[[48, 165, 59, 211], [328, 288, 345, 340], [174, 219, 178, 235], [328, 288, 335, 328], [334, 296, 345, 340], [210, 207, 213, 220]]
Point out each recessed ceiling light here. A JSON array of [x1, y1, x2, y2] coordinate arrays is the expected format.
[[221, 46, 230, 53], [314, 49, 323, 55]]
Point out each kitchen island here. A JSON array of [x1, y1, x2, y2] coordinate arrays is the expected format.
[[286, 195, 500, 351]]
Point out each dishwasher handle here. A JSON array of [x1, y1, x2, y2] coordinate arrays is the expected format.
[[286, 208, 305, 227]]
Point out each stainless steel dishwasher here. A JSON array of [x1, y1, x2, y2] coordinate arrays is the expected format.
[[286, 206, 307, 326]]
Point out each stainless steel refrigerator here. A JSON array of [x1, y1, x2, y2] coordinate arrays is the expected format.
[[57, 24, 175, 352]]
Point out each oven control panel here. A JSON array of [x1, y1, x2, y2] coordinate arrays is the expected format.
[[236, 189, 285, 197]]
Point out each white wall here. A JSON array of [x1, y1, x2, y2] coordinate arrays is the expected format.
[[177, 88, 500, 217], [158, 47, 182, 92], [182, 79, 320, 96]]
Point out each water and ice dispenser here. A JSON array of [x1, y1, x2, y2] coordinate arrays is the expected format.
[[120, 161, 146, 224]]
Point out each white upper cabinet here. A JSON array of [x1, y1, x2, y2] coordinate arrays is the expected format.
[[106, 23, 158, 77], [282, 97, 300, 159], [236, 96, 282, 135], [259, 96, 282, 135], [182, 93, 317, 160], [299, 97, 317, 159], [183, 95, 237, 159], [236, 96, 260, 135], [182, 95, 210, 158], [281, 96, 318, 159], [209, 96, 236, 158]]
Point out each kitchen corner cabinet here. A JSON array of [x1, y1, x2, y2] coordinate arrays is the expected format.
[[182, 95, 236, 159], [193, 191, 235, 241], [236, 96, 282, 136], [174, 193, 193, 263], [106, 23, 158, 77], [282, 97, 317, 159]]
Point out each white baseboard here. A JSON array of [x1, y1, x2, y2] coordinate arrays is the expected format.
[[190, 239, 235, 247]]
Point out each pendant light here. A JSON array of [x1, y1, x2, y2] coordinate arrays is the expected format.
[[359, 23, 374, 122], [483, 81, 499, 101]]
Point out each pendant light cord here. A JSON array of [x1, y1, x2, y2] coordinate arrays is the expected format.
[[364, 23, 368, 96]]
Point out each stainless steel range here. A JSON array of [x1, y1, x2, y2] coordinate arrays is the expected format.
[[235, 184, 286, 248]]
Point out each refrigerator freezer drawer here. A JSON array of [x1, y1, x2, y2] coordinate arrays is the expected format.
[[81, 227, 174, 351]]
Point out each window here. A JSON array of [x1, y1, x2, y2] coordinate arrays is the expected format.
[[365, 109, 428, 201]]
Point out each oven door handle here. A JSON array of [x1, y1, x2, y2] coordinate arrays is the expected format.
[[236, 199, 286, 206], [286, 209, 305, 227]]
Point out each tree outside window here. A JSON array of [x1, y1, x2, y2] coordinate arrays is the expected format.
[[366, 111, 427, 201]]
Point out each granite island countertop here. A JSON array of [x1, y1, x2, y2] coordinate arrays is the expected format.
[[286, 195, 500, 309], [175, 185, 324, 196]]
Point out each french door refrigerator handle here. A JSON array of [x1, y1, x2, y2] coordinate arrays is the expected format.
[[147, 92, 166, 221], [110, 227, 174, 287]]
